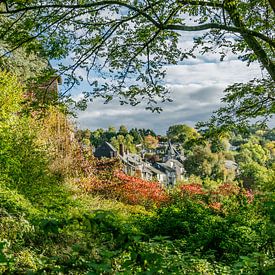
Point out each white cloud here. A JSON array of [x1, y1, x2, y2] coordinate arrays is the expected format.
[[75, 56, 263, 134]]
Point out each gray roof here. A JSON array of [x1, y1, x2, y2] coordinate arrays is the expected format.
[[142, 167, 154, 175], [165, 140, 185, 161], [146, 165, 166, 175], [94, 141, 118, 158], [225, 160, 238, 170], [155, 162, 176, 173], [105, 142, 117, 152], [123, 154, 143, 165], [167, 140, 178, 155]]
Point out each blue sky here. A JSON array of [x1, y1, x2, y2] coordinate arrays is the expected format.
[[54, 27, 268, 134], [69, 54, 263, 134]]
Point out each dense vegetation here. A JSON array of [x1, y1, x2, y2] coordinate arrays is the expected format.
[[0, 71, 274, 274], [77, 123, 275, 190], [0, 1, 274, 273]]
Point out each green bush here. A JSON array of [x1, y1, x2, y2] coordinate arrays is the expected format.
[[136, 194, 272, 265], [0, 71, 274, 274]]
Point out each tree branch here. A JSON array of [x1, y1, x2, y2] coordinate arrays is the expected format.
[[177, 0, 223, 9], [268, 0, 275, 14], [0, 9, 73, 59], [0, 0, 162, 28], [223, 0, 275, 81], [164, 23, 275, 48]]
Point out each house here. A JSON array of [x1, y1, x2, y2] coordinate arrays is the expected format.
[[225, 160, 239, 175], [153, 162, 177, 186], [165, 159, 185, 181], [120, 152, 143, 177], [163, 140, 185, 163], [146, 165, 167, 183], [121, 153, 165, 182], [93, 141, 186, 186], [151, 141, 185, 185], [94, 142, 118, 158]]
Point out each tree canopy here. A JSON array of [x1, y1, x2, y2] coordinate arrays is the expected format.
[[0, 0, 274, 120]]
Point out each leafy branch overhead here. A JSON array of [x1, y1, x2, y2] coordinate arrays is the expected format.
[[0, 0, 274, 116]]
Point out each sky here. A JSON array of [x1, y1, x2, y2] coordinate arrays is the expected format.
[[62, 30, 265, 135], [71, 55, 263, 134]]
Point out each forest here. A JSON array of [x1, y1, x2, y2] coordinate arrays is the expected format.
[[0, 0, 275, 274]]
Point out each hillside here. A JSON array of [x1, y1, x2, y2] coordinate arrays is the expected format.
[[0, 72, 274, 274]]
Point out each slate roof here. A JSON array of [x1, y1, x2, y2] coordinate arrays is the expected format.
[[146, 165, 166, 175], [94, 141, 117, 158], [154, 162, 176, 174], [105, 142, 117, 152], [165, 140, 185, 162], [225, 160, 238, 170]]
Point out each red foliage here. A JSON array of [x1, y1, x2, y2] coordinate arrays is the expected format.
[[179, 183, 206, 195], [177, 182, 254, 212], [245, 189, 254, 203], [75, 152, 254, 209], [115, 171, 169, 206], [76, 158, 169, 206]]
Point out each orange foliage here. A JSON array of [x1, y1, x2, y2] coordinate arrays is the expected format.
[[180, 183, 206, 195], [115, 171, 169, 206], [75, 157, 169, 206], [178, 182, 254, 212]]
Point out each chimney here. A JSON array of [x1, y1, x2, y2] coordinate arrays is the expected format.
[[119, 143, 124, 157]]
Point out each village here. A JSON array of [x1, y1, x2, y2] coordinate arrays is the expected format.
[[93, 140, 238, 186], [94, 140, 185, 185]]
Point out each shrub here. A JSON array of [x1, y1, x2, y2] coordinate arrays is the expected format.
[[137, 193, 272, 264], [115, 171, 169, 206], [76, 161, 169, 207]]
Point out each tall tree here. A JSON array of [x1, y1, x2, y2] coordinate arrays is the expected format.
[[184, 144, 229, 181], [167, 124, 199, 143], [118, 125, 128, 136], [0, 1, 274, 118]]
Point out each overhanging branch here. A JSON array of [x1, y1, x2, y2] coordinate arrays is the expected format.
[[164, 23, 275, 48], [0, 0, 161, 28], [177, 0, 223, 9]]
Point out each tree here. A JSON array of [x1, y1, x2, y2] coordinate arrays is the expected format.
[[235, 136, 274, 190], [144, 135, 158, 150], [238, 161, 275, 191], [0, 71, 23, 122], [75, 128, 92, 146], [110, 133, 136, 153], [102, 126, 117, 141], [236, 137, 271, 166], [210, 137, 230, 153], [118, 125, 128, 136], [167, 124, 199, 143], [129, 128, 143, 144], [108, 126, 117, 134], [90, 128, 105, 147], [184, 144, 230, 181], [0, 0, 273, 118]]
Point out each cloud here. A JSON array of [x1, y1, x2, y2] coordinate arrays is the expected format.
[[74, 52, 263, 134]]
